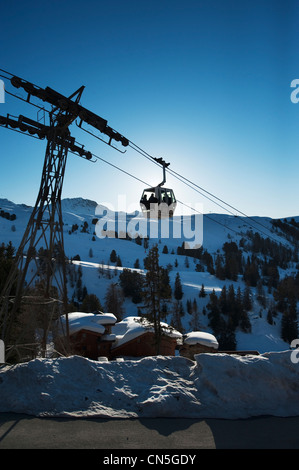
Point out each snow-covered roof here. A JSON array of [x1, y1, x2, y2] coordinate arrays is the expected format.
[[184, 331, 219, 349], [60, 312, 117, 336], [111, 316, 182, 349]]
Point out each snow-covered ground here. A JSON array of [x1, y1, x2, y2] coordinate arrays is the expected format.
[[0, 197, 299, 420], [0, 197, 295, 353], [0, 351, 299, 419]]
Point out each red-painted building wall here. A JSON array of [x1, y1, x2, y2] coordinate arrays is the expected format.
[[69, 329, 114, 360], [110, 332, 177, 358]]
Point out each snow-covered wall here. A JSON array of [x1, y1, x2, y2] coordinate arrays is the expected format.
[[0, 351, 298, 419]]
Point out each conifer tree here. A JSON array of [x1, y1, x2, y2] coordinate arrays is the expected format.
[[0, 242, 16, 293], [189, 298, 200, 331], [171, 301, 184, 333], [105, 283, 124, 321], [237, 287, 251, 332], [199, 284, 206, 298], [119, 269, 143, 303], [81, 293, 103, 312], [218, 324, 237, 350], [281, 299, 298, 344], [207, 289, 224, 337], [243, 286, 252, 311], [257, 280, 266, 308], [110, 249, 117, 263], [174, 272, 183, 300], [243, 255, 260, 287], [215, 254, 225, 280], [160, 267, 172, 300], [186, 299, 192, 315], [134, 258, 140, 269], [219, 285, 228, 314], [142, 244, 165, 353], [267, 309, 274, 325]]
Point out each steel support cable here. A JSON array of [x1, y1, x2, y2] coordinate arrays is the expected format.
[[64, 123, 263, 239], [0, 71, 14, 81], [167, 169, 289, 246], [0, 69, 289, 244], [0, 119, 263, 238], [90, 152, 151, 187], [128, 140, 287, 245], [0, 68, 44, 93], [2, 68, 237, 216], [163, 167, 283, 243], [129, 141, 163, 169], [89, 151, 242, 236], [176, 199, 241, 236], [97, 142, 274, 240], [167, 166, 277, 233], [130, 139, 269, 226], [0, 69, 52, 114], [0, 75, 51, 116], [0, 68, 20, 78], [5, 89, 51, 114], [0, 113, 280, 241]]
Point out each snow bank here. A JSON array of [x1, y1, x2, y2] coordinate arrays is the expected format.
[[0, 351, 298, 419]]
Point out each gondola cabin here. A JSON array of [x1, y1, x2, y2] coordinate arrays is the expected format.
[[140, 186, 177, 218], [140, 157, 177, 218]]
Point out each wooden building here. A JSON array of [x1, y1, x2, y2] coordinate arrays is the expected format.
[[179, 331, 260, 359], [60, 314, 182, 360], [110, 316, 182, 359], [69, 329, 116, 360], [60, 312, 117, 360], [179, 331, 219, 360], [110, 330, 178, 358]]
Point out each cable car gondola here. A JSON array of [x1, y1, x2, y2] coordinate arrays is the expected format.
[[140, 158, 177, 218]]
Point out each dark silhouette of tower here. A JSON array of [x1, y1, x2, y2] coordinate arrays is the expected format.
[[0, 72, 129, 360]]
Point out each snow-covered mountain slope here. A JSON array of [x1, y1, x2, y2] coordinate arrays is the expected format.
[[0, 197, 298, 354]]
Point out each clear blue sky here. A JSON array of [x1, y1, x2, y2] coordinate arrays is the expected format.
[[0, 0, 298, 218]]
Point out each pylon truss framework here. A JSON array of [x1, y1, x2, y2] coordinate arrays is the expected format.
[[0, 72, 129, 358]]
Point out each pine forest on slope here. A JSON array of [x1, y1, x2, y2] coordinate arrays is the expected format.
[[0, 197, 298, 354]]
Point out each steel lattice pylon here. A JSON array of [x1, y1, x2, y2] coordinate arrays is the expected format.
[[0, 72, 129, 361], [0, 126, 72, 358], [0, 91, 83, 358]]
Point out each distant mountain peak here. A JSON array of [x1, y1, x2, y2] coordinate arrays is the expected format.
[[61, 197, 98, 209]]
